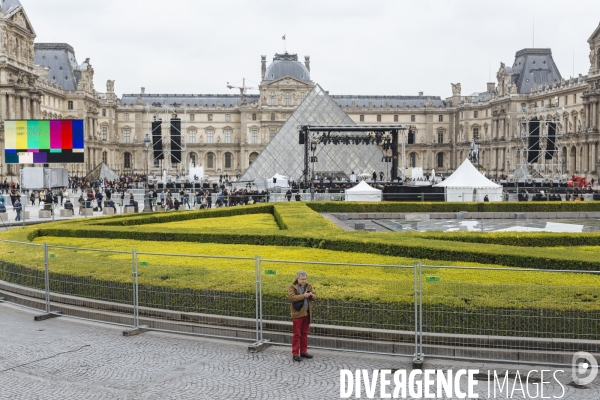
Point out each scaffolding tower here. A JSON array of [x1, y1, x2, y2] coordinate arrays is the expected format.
[[145, 103, 188, 181], [514, 102, 565, 181]]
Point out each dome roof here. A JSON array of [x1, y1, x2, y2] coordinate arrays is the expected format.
[[263, 53, 310, 82]]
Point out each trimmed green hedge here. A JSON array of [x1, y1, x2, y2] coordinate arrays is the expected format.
[[33, 226, 600, 271], [416, 231, 600, 248], [307, 201, 600, 213]]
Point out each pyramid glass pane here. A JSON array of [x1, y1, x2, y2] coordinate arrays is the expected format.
[[241, 85, 387, 188]]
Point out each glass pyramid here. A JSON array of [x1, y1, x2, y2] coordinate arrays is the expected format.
[[241, 84, 386, 188]]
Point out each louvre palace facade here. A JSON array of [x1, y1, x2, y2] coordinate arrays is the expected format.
[[1, 0, 600, 182]]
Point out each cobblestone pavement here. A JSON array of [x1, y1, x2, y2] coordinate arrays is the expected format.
[[0, 303, 598, 399]]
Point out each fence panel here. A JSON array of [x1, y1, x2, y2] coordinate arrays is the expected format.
[[47, 245, 135, 325], [0, 240, 46, 311], [260, 259, 416, 355], [134, 252, 258, 341], [420, 265, 600, 364]]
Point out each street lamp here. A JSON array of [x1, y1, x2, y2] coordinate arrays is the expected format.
[[143, 134, 151, 211]]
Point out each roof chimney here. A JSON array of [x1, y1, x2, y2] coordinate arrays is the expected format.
[[304, 55, 310, 72], [487, 82, 495, 92], [418, 91, 423, 96], [261, 55, 266, 80]]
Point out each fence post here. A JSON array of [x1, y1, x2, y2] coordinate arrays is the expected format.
[[44, 242, 50, 313], [413, 261, 424, 367], [132, 249, 139, 328], [254, 255, 260, 342]]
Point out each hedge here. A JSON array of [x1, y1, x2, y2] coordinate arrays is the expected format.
[[416, 231, 600, 248], [307, 201, 600, 213]]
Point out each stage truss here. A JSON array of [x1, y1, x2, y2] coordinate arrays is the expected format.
[[515, 103, 566, 181], [145, 104, 188, 179]]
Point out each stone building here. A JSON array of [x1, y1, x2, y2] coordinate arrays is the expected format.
[[0, 0, 599, 183]]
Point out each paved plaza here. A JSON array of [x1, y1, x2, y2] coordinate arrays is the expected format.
[[0, 303, 597, 399]]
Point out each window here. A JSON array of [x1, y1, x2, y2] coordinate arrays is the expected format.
[[271, 113, 275, 121], [102, 151, 107, 164], [224, 129, 231, 143], [208, 114, 213, 122], [251, 129, 258, 144], [269, 94, 276, 106], [299, 92, 306, 101], [225, 152, 232, 169], [124, 113, 129, 121], [411, 115, 415, 122], [190, 114, 195, 122], [437, 130, 444, 143], [408, 130, 415, 144], [67, 101, 73, 110], [486, 110, 488, 117], [521, 103, 527, 112], [207, 153, 214, 169], [190, 153, 196, 167], [573, 94, 577, 103], [409, 152, 416, 168], [207, 130, 214, 143], [359, 115, 364, 122], [124, 152, 131, 169], [284, 92, 291, 106], [154, 158, 159, 167], [269, 129, 276, 141], [437, 152, 444, 168], [123, 129, 130, 143], [225, 114, 231, 122], [252, 113, 257, 121], [102, 126, 107, 141], [394, 115, 398, 122], [564, 95, 568, 106], [473, 127, 480, 140], [438, 115, 443, 122], [188, 130, 196, 144], [102, 108, 106, 117], [474, 111, 478, 118], [377, 115, 382, 122], [249, 152, 258, 166]]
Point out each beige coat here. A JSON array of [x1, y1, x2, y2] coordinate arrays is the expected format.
[[288, 282, 316, 322]]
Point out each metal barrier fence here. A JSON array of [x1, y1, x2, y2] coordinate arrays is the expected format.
[[1, 239, 599, 366]]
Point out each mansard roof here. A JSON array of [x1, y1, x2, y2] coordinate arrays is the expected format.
[[509, 48, 562, 94], [331, 95, 446, 108], [34, 43, 80, 91], [120, 93, 259, 107], [0, 0, 22, 17]]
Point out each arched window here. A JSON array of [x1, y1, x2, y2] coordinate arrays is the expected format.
[[437, 152, 444, 168], [207, 152, 215, 169], [102, 151, 107, 164], [284, 92, 291, 106], [124, 152, 131, 169], [271, 113, 275, 121], [189, 153, 196, 167], [252, 113, 257, 121], [249, 152, 259, 166], [225, 152, 233, 169], [409, 152, 417, 168]]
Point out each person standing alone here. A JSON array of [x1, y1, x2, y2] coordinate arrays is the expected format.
[[288, 270, 316, 362]]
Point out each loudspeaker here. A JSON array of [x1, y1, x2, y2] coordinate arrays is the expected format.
[[546, 123, 556, 160], [151, 121, 164, 160], [299, 131, 305, 145], [170, 118, 181, 164], [527, 119, 540, 163]]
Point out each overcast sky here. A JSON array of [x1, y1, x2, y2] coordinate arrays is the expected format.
[[23, 0, 600, 99]]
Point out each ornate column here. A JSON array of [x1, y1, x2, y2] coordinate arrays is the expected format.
[[594, 101, 599, 130], [20, 96, 26, 120]]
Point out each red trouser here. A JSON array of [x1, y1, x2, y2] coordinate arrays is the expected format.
[[292, 315, 310, 356]]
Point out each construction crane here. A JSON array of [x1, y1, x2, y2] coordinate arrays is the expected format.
[[226, 78, 256, 95]]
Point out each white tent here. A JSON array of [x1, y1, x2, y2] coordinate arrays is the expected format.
[[433, 159, 502, 202], [265, 173, 290, 189], [344, 181, 382, 202]]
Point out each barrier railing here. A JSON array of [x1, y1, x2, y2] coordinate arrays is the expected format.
[[0, 238, 598, 366]]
